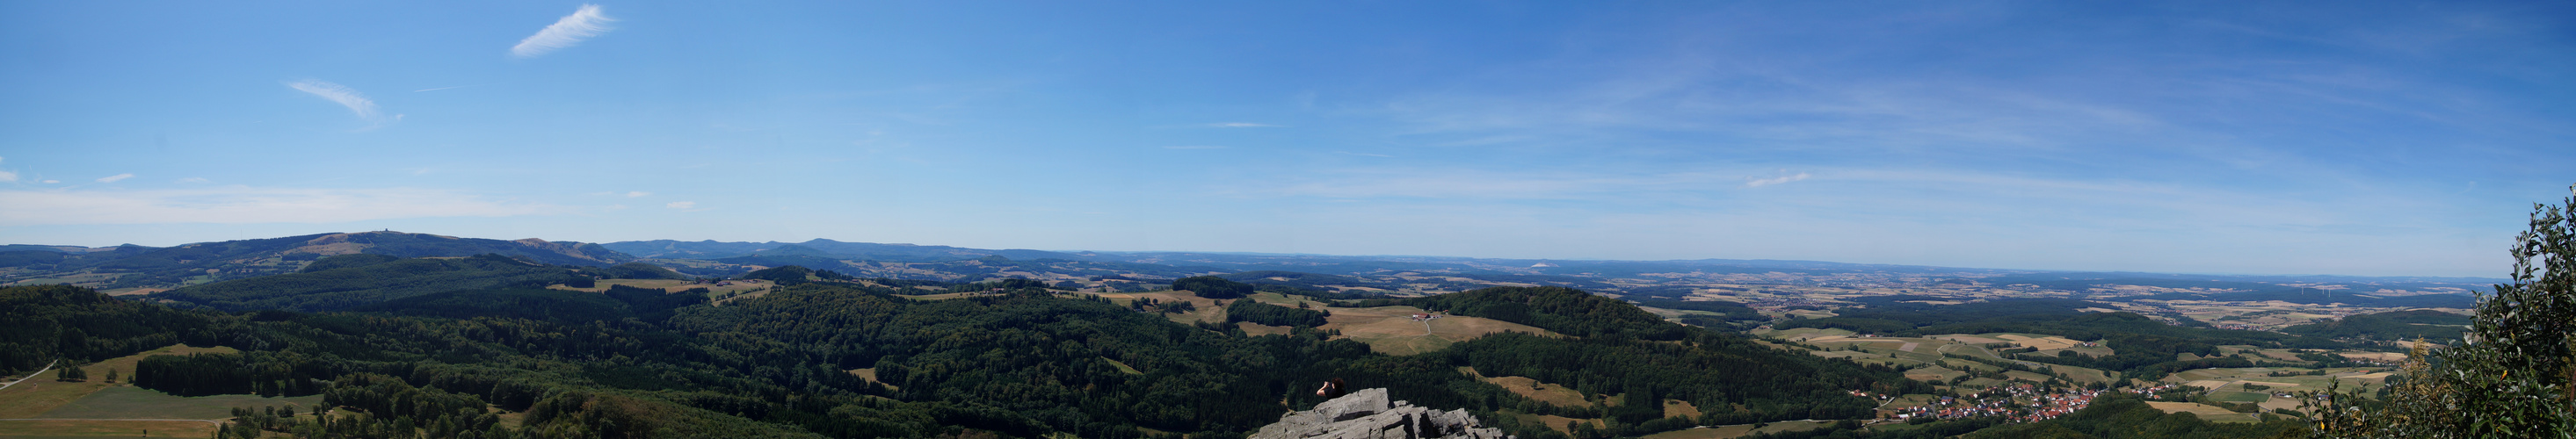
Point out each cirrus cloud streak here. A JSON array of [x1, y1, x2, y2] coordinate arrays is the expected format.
[[512, 4, 616, 58]]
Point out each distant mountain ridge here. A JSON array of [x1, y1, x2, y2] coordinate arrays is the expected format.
[[601, 238, 1085, 262], [0, 231, 631, 291]]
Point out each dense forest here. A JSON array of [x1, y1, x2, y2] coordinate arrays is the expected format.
[[1390, 286, 1690, 340], [155, 254, 624, 312], [7, 277, 1922, 439]]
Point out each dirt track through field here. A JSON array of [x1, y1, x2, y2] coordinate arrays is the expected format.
[[0, 360, 54, 392]]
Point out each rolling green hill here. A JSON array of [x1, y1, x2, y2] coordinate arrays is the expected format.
[[151, 254, 599, 312], [0, 231, 631, 291]]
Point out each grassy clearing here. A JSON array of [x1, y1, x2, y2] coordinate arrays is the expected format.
[[0, 344, 236, 419], [845, 369, 899, 390], [1647, 420, 1832, 439], [1463, 367, 1592, 407], [1507, 413, 1604, 435], [42, 386, 321, 420], [1092, 291, 1227, 325], [0, 419, 215, 438], [2145, 401, 2262, 423], [1664, 399, 1700, 418], [2205, 391, 2268, 404], [1237, 321, 1292, 336], [1320, 306, 1552, 356], [1100, 358, 1143, 376]]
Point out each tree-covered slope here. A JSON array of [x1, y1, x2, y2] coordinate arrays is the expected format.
[[0, 231, 633, 291], [1397, 285, 1689, 340], [152, 254, 596, 312]]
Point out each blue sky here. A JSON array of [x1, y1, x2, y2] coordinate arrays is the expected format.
[[2, 1, 2569, 277]]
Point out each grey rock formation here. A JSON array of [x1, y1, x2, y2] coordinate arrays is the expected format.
[[1251, 388, 1511, 439]]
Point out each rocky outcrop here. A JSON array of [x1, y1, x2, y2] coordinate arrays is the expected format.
[[1251, 388, 1511, 439]]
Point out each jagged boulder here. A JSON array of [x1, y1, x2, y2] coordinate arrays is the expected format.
[[1251, 388, 1511, 439]]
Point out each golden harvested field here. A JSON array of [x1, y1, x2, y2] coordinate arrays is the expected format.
[[0, 344, 236, 419]]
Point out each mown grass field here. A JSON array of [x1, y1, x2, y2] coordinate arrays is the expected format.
[[0, 345, 236, 419], [1462, 367, 1591, 407], [42, 386, 321, 420], [0, 419, 215, 438], [1318, 305, 1553, 356]]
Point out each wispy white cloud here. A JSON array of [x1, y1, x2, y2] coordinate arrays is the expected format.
[[626, 191, 650, 198], [0, 187, 559, 226], [1257, 169, 1726, 199], [665, 201, 695, 209], [1745, 172, 1810, 187], [512, 4, 616, 58], [96, 173, 134, 184], [1208, 122, 1281, 128], [287, 80, 388, 126], [0, 171, 16, 183], [41, 179, 58, 184], [1163, 145, 1228, 149]]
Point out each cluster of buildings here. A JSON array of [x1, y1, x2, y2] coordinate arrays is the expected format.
[[1887, 384, 2103, 423], [2124, 384, 2182, 399]]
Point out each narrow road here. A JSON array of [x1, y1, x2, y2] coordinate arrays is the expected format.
[[0, 360, 57, 392]]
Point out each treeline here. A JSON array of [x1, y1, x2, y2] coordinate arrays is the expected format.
[[1172, 276, 1254, 299], [2278, 309, 2470, 342], [1225, 299, 1329, 327], [1629, 299, 1766, 329], [1384, 286, 1688, 340], [0, 284, 217, 376], [155, 254, 590, 312]]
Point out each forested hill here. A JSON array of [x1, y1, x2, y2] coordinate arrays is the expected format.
[[150, 254, 606, 312], [603, 238, 1080, 262], [1395, 286, 1689, 340], [0, 231, 630, 291], [5, 277, 1932, 439]]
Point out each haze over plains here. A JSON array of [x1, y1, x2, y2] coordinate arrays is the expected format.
[[2, 2, 2570, 277]]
